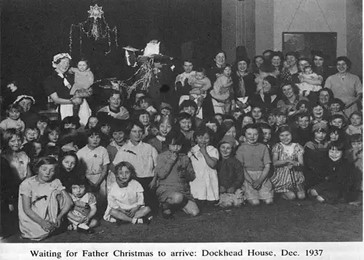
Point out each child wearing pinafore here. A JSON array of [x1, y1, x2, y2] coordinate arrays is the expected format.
[[18, 156, 73, 241], [235, 124, 273, 205], [188, 126, 219, 205]]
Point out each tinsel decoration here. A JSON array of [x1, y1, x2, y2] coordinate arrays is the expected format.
[[69, 4, 118, 56]]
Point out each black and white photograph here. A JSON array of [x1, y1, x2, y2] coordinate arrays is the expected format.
[[0, 0, 362, 259]]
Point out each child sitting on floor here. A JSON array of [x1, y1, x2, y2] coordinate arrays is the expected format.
[[103, 161, 152, 224]]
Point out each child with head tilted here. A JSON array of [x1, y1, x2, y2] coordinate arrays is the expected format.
[[309, 142, 358, 203], [188, 67, 212, 108], [18, 156, 73, 241], [155, 131, 199, 219], [210, 64, 233, 114], [0, 103, 25, 133], [345, 134, 363, 196], [271, 125, 305, 200], [216, 136, 245, 208], [297, 65, 322, 97], [76, 128, 110, 203], [103, 161, 152, 224], [66, 175, 98, 232], [346, 111, 362, 136], [235, 124, 273, 206], [188, 126, 219, 205]]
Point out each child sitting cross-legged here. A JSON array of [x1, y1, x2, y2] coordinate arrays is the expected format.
[[66, 175, 98, 233], [103, 161, 152, 225], [155, 131, 199, 219]]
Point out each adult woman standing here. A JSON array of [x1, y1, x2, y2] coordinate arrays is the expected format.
[[324, 56, 362, 117], [280, 52, 300, 84], [207, 50, 227, 83], [43, 53, 82, 120], [277, 83, 308, 117], [311, 50, 333, 85], [270, 51, 284, 78], [232, 56, 256, 100]]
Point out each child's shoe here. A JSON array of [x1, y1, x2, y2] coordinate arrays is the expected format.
[[77, 223, 93, 234]]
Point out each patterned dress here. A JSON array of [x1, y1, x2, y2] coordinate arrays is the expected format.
[[271, 143, 305, 193]]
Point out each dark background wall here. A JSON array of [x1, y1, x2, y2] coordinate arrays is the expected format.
[[1, 0, 221, 108]]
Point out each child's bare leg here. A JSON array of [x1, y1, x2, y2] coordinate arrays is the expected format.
[[134, 206, 151, 218], [296, 191, 306, 200], [182, 200, 200, 217], [263, 198, 274, 204], [281, 191, 296, 200], [110, 209, 133, 223], [89, 219, 99, 228], [309, 189, 324, 202]]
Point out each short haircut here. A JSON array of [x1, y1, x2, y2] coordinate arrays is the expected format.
[[85, 127, 101, 137], [33, 156, 58, 174], [125, 120, 144, 135], [336, 56, 352, 70], [114, 161, 137, 179]]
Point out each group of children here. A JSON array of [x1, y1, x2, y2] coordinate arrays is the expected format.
[[0, 49, 362, 241]]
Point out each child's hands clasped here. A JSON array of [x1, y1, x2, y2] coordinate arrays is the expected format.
[[40, 220, 56, 232]]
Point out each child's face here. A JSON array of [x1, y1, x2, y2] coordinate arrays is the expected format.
[[267, 115, 276, 126], [312, 106, 324, 119], [215, 115, 223, 125], [179, 118, 192, 132], [329, 103, 341, 113], [161, 108, 171, 116], [275, 115, 287, 126], [25, 129, 39, 142], [251, 107, 262, 120], [109, 94, 121, 109], [77, 61, 88, 72], [242, 116, 253, 128], [183, 61, 193, 73], [64, 123, 76, 129], [71, 184, 86, 198], [129, 125, 143, 143], [38, 164, 56, 183], [233, 111, 242, 120], [329, 131, 339, 142], [219, 143, 232, 159], [139, 99, 149, 109], [298, 104, 308, 113], [88, 134, 101, 148], [159, 122, 172, 137], [139, 114, 150, 126], [112, 131, 125, 145], [8, 108, 20, 120], [101, 125, 111, 135], [182, 106, 196, 116], [48, 130, 59, 143], [352, 141, 362, 151], [225, 126, 236, 138], [245, 128, 259, 144], [330, 118, 344, 129], [33, 142, 42, 157], [116, 166, 132, 187], [304, 67, 313, 74], [297, 116, 310, 129], [88, 117, 98, 128], [62, 155, 76, 172], [279, 131, 292, 145], [329, 147, 342, 161], [350, 114, 362, 127], [196, 133, 210, 147], [8, 135, 22, 152], [195, 72, 205, 81], [314, 131, 327, 143], [37, 121, 48, 131], [262, 129, 272, 143], [223, 67, 232, 77]]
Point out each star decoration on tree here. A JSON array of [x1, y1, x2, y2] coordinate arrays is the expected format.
[[88, 4, 104, 20]]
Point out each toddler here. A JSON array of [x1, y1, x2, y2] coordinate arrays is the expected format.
[[216, 136, 244, 208], [67, 176, 98, 232], [187, 67, 211, 110], [235, 124, 273, 205], [210, 65, 233, 114], [0, 104, 25, 133], [155, 132, 199, 218], [22, 127, 40, 147], [346, 111, 362, 136], [18, 156, 73, 240], [188, 126, 219, 205], [103, 161, 152, 224], [297, 65, 322, 96]]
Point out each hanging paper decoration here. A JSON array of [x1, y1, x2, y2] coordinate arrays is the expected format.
[[69, 4, 118, 56]]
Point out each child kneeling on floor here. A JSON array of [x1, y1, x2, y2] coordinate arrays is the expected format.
[[67, 175, 98, 232], [155, 131, 199, 219], [103, 161, 152, 224]]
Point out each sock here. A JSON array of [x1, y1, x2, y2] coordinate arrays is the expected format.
[[132, 217, 138, 224]]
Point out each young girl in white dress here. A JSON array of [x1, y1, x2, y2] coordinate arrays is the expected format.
[[188, 126, 219, 205]]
